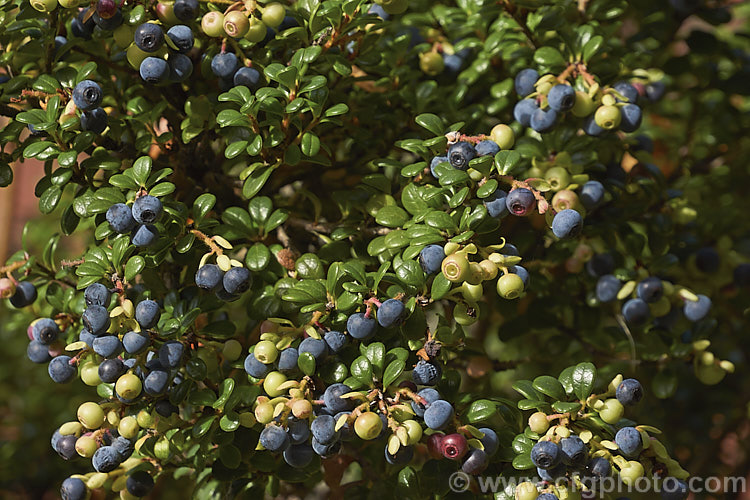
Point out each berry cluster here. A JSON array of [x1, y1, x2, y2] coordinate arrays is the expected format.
[[105, 194, 163, 247]]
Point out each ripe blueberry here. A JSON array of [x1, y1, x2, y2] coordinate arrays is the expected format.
[[447, 141, 477, 170], [622, 298, 650, 326], [211, 52, 238, 78], [423, 399, 454, 430], [92, 335, 123, 358], [419, 244, 445, 274], [260, 425, 290, 452], [377, 298, 405, 327], [126, 470, 154, 497], [324, 330, 347, 353], [92, 445, 121, 472], [684, 294, 711, 322], [132, 195, 163, 224], [484, 189, 509, 218], [134, 23, 165, 52], [411, 387, 440, 417], [132, 224, 159, 247], [560, 435, 588, 467], [195, 264, 224, 291], [173, 0, 198, 21], [159, 340, 184, 368], [223, 267, 252, 294], [80, 107, 108, 134], [323, 383, 353, 413], [513, 98, 539, 127], [530, 440, 561, 469], [347, 312, 376, 340], [85, 283, 111, 307], [233, 66, 262, 90], [636, 277, 663, 303], [60, 477, 87, 500], [311, 414, 338, 445], [299, 337, 328, 361], [620, 104, 642, 132], [475, 139, 500, 157], [412, 359, 440, 386], [530, 107, 558, 132], [167, 25, 194, 53], [616, 378, 643, 406], [506, 188, 536, 216], [283, 443, 314, 468], [551, 209, 583, 239], [10, 281, 37, 308], [547, 84, 576, 112], [83, 305, 110, 335], [462, 448, 489, 475], [98, 358, 126, 383], [106, 203, 136, 234], [32, 318, 59, 345], [514, 68, 539, 96], [614, 427, 642, 457], [72, 80, 102, 111], [596, 274, 621, 303], [580, 180, 605, 210], [135, 299, 161, 329]]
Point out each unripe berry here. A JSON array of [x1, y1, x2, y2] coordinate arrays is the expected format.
[[292, 399, 312, 419], [594, 105, 622, 130], [354, 412, 383, 440], [76, 435, 98, 457], [528, 412, 549, 434], [224, 11, 250, 38], [420, 52, 444, 76], [77, 402, 105, 430], [0, 278, 16, 299], [245, 17, 267, 42], [239, 412, 256, 427], [497, 273, 525, 299], [619, 460, 645, 485], [223, 339, 242, 361], [454, 302, 479, 326], [263, 371, 287, 397], [599, 398, 624, 424], [515, 481, 538, 500], [254, 340, 279, 364], [261, 3, 285, 27], [116, 373, 143, 400], [490, 124, 515, 150], [136, 409, 155, 428], [118, 416, 140, 439], [571, 91, 595, 117], [201, 11, 226, 37], [426, 432, 444, 460], [440, 433, 468, 460], [401, 419, 423, 445], [31, 0, 57, 13], [255, 401, 274, 424], [442, 253, 470, 282], [545, 167, 571, 192]]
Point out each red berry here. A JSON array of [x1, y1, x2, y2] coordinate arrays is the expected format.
[[440, 433, 468, 460], [426, 432, 444, 460], [96, 0, 117, 19]]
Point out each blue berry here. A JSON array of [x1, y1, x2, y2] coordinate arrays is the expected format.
[[509, 265, 529, 287], [530, 107, 558, 132], [132, 195, 163, 224], [168, 53, 193, 82], [299, 337, 328, 361], [515, 68, 539, 96], [613, 82, 638, 103], [167, 25, 194, 53], [334, 411, 354, 441], [347, 313, 376, 340], [134, 22, 164, 52], [112, 436, 134, 461], [211, 52, 238, 78], [462, 448, 489, 475], [159, 341, 184, 368], [423, 399, 454, 430], [537, 494, 559, 500], [323, 383, 353, 413], [260, 425, 291, 452], [636, 277, 663, 303], [85, 283, 111, 307], [596, 274, 621, 303], [32, 318, 59, 345], [79, 328, 95, 347], [560, 435, 588, 467], [195, 264, 224, 291], [93, 8, 123, 30], [506, 188, 536, 216], [283, 443, 314, 468], [695, 247, 720, 273], [72, 80, 102, 111], [312, 437, 340, 457], [580, 180, 605, 210], [287, 417, 310, 444], [622, 298, 650, 326], [684, 294, 711, 322], [123, 331, 149, 354], [311, 414, 338, 445], [277, 347, 299, 372], [93, 335, 123, 358], [98, 358, 126, 383], [620, 104, 642, 132], [54, 433, 78, 460], [126, 470, 154, 497], [419, 244, 445, 274], [83, 305, 110, 335], [140, 56, 169, 83], [384, 443, 414, 465], [538, 463, 567, 481], [614, 427, 642, 456], [411, 387, 440, 417], [551, 209, 583, 239], [429, 156, 448, 177], [81, 107, 108, 134], [106, 203, 136, 234], [10, 281, 37, 308], [233, 66, 262, 90], [478, 428, 499, 456], [734, 263, 750, 287], [368, 3, 389, 19], [92, 445, 121, 472], [513, 98, 539, 127], [136, 299, 161, 329], [154, 399, 178, 417], [377, 298, 405, 328], [447, 141, 477, 171], [244, 353, 271, 378], [443, 53, 463, 73], [661, 477, 688, 500], [484, 189, 509, 218], [583, 115, 605, 136], [412, 360, 440, 386], [530, 440, 562, 469], [646, 81, 666, 101], [60, 477, 87, 500], [173, 0, 198, 21], [616, 378, 643, 406], [132, 224, 159, 246], [547, 84, 576, 112], [223, 267, 252, 294], [27, 340, 51, 363], [144, 369, 170, 395], [324, 331, 347, 353], [475, 140, 500, 157]]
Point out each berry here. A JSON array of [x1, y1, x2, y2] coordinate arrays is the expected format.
[[223, 267, 252, 294], [201, 11, 226, 37], [233, 66, 262, 89], [347, 312, 376, 340], [442, 53, 463, 73], [93, 9, 123, 30], [614, 81, 638, 103], [377, 298, 405, 327], [530, 106, 558, 132], [462, 448, 489, 475], [168, 53, 193, 82], [354, 412, 383, 440], [684, 294, 711, 322], [547, 84, 576, 112], [98, 358, 126, 383], [132, 195, 163, 225], [173, 0, 198, 21], [123, 331, 150, 354], [112, 436, 134, 462], [244, 352, 271, 378], [484, 190, 509, 218], [528, 412, 550, 434], [139, 57, 169, 84], [135, 299, 161, 329], [620, 104, 642, 132], [54, 433, 78, 460], [430, 155, 448, 177], [106, 203, 136, 234], [116, 373, 142, 400], [411, 387, 440, 417], [27, 340, 51, 363], [447, 141, 476, 171], [92, 445, 120, 472], [71, 9, 96, 39], [83, 305, 110, 335], [311, 437, 340, 457], [211, 52, 239, 78], [475, 139, 500, 157], [80, 107, 107, 133], [288, 417, 310, 444], [166, 25, 194, 53], [134, 23, 165, 52], [734, 263, 750, 287], [695, 247, 720, 273], [622, 298, 650, 326], [132, 224, 159, 246], [32, 318, 59, 345], [545, 167, 571, 191], [85, 283, 111, 307], [536, 494, 559, 500], [586, 254, 615, 278], [262, 2, 286, 27], [560, 435, 588, 467], [614, 427, 643, 457], [10, 281, 37, 307], [538, 463, 567, 481], [260, 425, 290, 452], [616, 378, 644, 406], [661, 477, 689, 500], [412, 360, 440, 385], [440, 433, 468, 460], [384, 444, 414, 465], [599, 398, 624, 424], [595, 105, 621, 129], [580, 180, 605, 210], [509, 265, 529, 287], [154, 399, 178, 417], [72, 80, 102, 111], [143, 370, 170, 395], [419, 245, 445, 274], [299, 337, 328, 361], [92, 335, 122, 358], [159, 341, 184, 368], [277, 347, 299, 372], [423, 399, 454, 430], [551, 209, 583, 239], [515, 482, 539, 500], [514, 98, 539, 127], [311, 415, 338, 445], [496, 272, 525, 299], [324, 330, 347, 353], [49, 357, 75, 383], [515, 68, 539, 96], [283, 443, 314, 468], [60, 477, 87, 500], [478, 428, 499, 456], [254, 340, 279, 364], [646, 81, 667, 101], [126, 470, 155, 497], [571, 90, 595, 116], [323, 383, 353, 413], [636, 277, 663, 303], [583, 115, 605, 136], [224, 10, 250, 38], [531, 440, 562, 469], [506, 188, 536, 216], [596, 275, 621, 303], [196, 264, 224, 291]]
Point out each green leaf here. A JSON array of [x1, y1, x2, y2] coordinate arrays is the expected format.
[[192, 415, 215, 438], [193, 193, 216, 218], [132, 156, 152, 186], [242, 166, 273, 199], [246, 243, 271, 271], [39, 185, 62, 214], [430, 273, 451, 300], [297, 351, 316, 376], [583, 35, 604, 62], [125, 255, 145, 281], [212, 378, 235, 409], [383, 359, 405, 388], [533, 46, 566, 70], [365, 342, 385, 379], [532, 375, 567, 401], [350, 356, 373, 387], [301, 132, 321, 157], [572, 362, 596, 401], [375, 206, 409, 228], [415, 113, 444, 136], [494, 150, 521, 175], [466, 399, 497, 423], [324, 103, 348, 117]]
